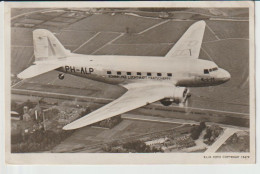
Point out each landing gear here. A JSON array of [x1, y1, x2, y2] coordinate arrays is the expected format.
[[58, 73, 65, 80], [160, 99, 173, 106]]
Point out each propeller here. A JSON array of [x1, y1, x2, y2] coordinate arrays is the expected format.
[[184, 95, 193, 115], [179, 93, 192, 115]]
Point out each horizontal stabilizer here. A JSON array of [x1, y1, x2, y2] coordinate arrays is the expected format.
[[17, 63, 62, 79]]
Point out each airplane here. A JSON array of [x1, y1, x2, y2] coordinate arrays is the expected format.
[[17, 20, 231, 130]]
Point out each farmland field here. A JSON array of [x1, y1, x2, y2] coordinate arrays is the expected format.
[[75, 32, 121, 54], [65, 13, 164, 33], [57, 30, 97, 47], [96, 43, 174, 57], [114, 20, 217, 44]]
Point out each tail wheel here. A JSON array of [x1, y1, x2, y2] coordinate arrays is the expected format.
[[58, 73, 65, 80]]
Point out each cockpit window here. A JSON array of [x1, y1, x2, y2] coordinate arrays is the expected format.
[[204, 69, 209, 74], [204, 67, 218, 74]]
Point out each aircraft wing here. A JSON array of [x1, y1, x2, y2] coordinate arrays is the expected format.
[[17, 62, 62, 79], [63, 83, 174, 130], [165, 20, 206, 59]]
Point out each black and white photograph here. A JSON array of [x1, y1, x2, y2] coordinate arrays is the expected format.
[[4, 1, 255, 164]]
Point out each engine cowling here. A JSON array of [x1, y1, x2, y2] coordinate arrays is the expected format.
[[160, 87, 190, 106]]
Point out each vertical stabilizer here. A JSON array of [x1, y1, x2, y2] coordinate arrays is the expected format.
[[33, 29, 71, 61], [165, 20, 206, 59]]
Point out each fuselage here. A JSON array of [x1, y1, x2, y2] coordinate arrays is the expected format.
[[55, 54, 231, 87]]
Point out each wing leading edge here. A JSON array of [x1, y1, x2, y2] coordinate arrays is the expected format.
[[63, 83, 174, 130], [165, 20, 206, 59]]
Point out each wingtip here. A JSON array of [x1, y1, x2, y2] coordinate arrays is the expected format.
[[193, 20, 205, 24], [63, 122, 85, 130], [17, 74, 23, 79], [62, 124, 75, 130], [17, 72, 28, 79], [33, 28, 52, 34], [196, 20, 206, 26], [188, 20, 206, 30]]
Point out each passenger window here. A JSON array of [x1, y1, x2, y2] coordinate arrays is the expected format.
[[167, 73, 172, 77], [127, 72, 131, 75], [137, 72, 141, 76], [209, 69, 212, 72], [157, 73, 162, 76], [117, 71, 121, 75], [147, 72, 151, 76], [204, 69, 209, 74], [107, 71, 111, 75], [213, 67, 218, 71]]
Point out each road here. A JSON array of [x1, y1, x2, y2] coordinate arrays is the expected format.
[[122, 114, 249, 131], [205, 128, 239, 153]]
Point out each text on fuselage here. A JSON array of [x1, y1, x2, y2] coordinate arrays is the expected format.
[[64, 66, 94, 74], [108, 75, 171, 80], [201, 77, 215, 82]]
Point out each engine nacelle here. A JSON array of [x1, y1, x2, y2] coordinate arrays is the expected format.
[[160, 87, 190, 106]]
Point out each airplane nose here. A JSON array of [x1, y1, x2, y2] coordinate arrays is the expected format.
[[224, 70, 231, 81], [220, 69, 231, 82]]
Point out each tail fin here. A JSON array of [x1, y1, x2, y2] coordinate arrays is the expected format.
[[33, 29, 71, 61], [165, 20, 206, 59]]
